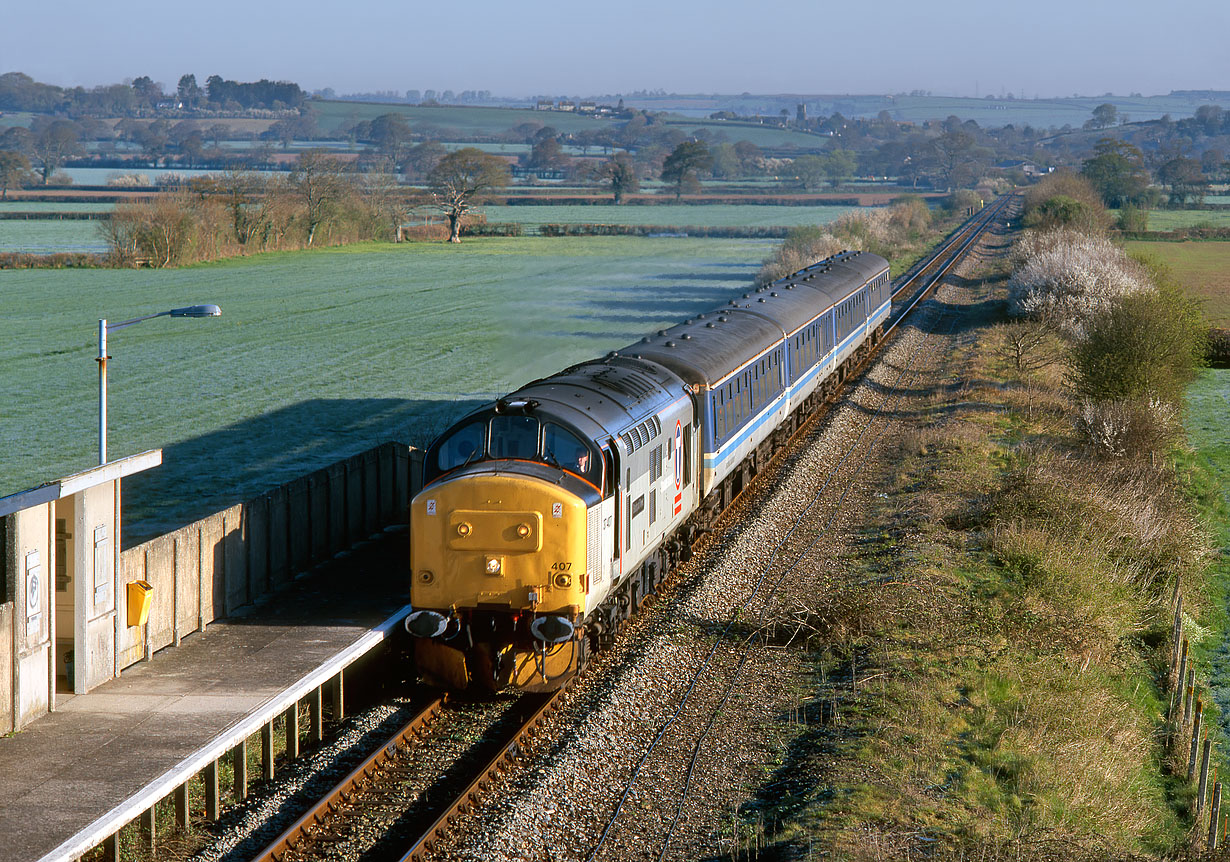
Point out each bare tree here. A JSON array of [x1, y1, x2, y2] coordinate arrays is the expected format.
[[0, 150, 35, 198], [591, 153, 639, 203], [427, 148, 511, 242], [290, 150, 350, 246], [31, 119, 82, 183]]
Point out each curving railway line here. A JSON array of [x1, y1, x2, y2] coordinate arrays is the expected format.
[[244, 194, 1016, 862]]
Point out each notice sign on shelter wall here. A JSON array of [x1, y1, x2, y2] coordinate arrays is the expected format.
[[26, 549, 42, 638]]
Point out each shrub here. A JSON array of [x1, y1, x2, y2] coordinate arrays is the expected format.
[[1207, 328, 1230, 367], [1116, 204, 1148, 232], [1073, 398, 1181, 459], [755, 199, 934, 285], [1007, 229, 1152, 337], [1021, 172, 1109, 233], [1067, 282, 1207, 405], [106, 172, 151, 187]]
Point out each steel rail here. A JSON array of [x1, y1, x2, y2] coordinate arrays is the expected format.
[[889, 194, 1010, 305], [248, 696, 446, 862], [885, 195, 1014, 336], [398, 686, 568, 862]]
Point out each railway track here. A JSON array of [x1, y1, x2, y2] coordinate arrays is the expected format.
[[247, 688, 566, 862], [244, 196, 1015, 862]]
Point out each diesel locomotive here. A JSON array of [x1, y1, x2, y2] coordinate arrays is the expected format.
[[405, 250, 892, 691]]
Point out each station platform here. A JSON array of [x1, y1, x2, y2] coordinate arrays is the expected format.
[[0, 527, 412, 862]]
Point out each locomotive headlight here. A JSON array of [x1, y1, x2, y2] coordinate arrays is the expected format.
[[554, 572, 572, 588], [516, 523, 530, 538], [485, 556, 502, 575], [417, 570, 435, 584], [456, 522, 472, 537]]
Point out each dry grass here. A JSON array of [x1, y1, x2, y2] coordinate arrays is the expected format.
[[744, 247, 1219, 859]]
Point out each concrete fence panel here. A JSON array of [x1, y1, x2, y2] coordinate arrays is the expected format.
[[327, 464, 346, 551], [0, 602, 13, 734], [174, 525, 201, 642], [363, 450, 380, 536], [287, 476, 311, 575], [199, 511, 225, 625], [145, 536, 176, 653], [378, 444, 395, 524], [308, 473, 329, 565], [268, 486, 291, 589], [346, 454, 364, 542], [222, 505, 247, 615], [247, 494, 270, 598]]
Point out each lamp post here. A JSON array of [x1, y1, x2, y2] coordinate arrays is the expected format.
[[98, 304, 221, 466]]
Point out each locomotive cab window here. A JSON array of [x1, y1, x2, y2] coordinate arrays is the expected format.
[[489, 415, 539, 459], [436, 421, 486, 472]]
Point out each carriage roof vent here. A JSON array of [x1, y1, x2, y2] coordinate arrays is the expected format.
[[770, 292, 778, 297], [666, 341, 677, 348], [758, 298, 767, 303], [658, 330, 668, 336], [706, 322, 716, 328]]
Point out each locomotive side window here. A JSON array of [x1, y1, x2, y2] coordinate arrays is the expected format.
[[489, 415, 539, 459], [683, 425, 692, 487], [544, 422, 597, 482], [436, 421, 486, 471]]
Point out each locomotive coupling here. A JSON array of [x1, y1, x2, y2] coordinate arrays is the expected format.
[[530, 615, 575, 645]]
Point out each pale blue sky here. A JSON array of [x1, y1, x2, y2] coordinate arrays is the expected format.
[[2, 0, 1226, 98]]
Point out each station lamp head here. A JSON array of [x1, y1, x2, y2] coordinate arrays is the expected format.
[[169, 304, 222, 318]]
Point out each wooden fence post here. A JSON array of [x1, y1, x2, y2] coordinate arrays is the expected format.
[[1209, 782, 1222, 849], [1189, 699, 1204, 782], [1200, 737, 1212, 813]]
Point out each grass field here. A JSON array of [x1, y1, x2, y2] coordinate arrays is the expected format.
[[311, 100, 610, 136], [1125, 240, 1230, 324], [0, 236, 774, 541], [0, 202, 116, 213], [310, 100, 829, 149], [0, 219, 108, 252], [1116, 209, 1230, 231], [478, 203, 861, 228]]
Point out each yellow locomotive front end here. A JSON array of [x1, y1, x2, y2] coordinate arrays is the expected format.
[[408, 467, 593, 691]]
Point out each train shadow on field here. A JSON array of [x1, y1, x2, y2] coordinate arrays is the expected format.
[[120, 396, 485, 548]]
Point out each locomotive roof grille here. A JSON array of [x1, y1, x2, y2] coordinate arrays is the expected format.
[[618, 415, 661, 455]]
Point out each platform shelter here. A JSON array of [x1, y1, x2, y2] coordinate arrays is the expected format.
[[0, 450, 161, 731]]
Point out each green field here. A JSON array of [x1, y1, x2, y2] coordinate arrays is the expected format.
[[630, 92, 1216, 127], [0, 237, 774, 542], [311, 100, 610, 136], [478, 203, 861, 228], [310, 100, 830, 149], [0, 219, 108, 252], [1125, 240, 1230, 324], [1117, 209, 1230, 231], [0, 202, 116, 213]]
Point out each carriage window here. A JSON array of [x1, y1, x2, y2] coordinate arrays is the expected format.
[[436, 421, 486, 472], [489, 415, 539, 459]]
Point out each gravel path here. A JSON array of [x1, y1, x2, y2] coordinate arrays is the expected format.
[[423, 216, 1012, 862]]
